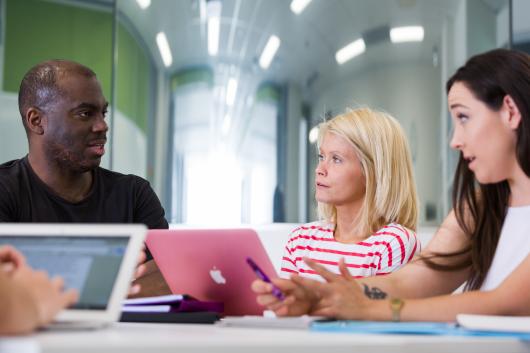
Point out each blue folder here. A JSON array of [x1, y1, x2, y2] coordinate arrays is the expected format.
[[311, 320, 530, 340]]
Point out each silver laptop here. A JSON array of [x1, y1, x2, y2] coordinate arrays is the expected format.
[[0, 224, 146, 329]]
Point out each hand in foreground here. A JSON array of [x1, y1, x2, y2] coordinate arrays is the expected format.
[[129, 246, 148, 296], [251, 277, 319, 316], [13, 266, 79, 328], [128, 258, 171, 298], [291, 258, 370, 319], [0, 245, 26, 274]]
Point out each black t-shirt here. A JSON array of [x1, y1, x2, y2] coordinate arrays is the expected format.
[[0, 156, 168, 229]]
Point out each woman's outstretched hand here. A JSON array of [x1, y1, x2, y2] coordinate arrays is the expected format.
[[291, 258, 371, 319]]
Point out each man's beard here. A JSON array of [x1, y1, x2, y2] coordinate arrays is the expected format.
[[44, 141, 100, 173]]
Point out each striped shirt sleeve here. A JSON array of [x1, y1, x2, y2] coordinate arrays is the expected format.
[[375, 225, 418, 275], [279, 227, 301, 278]]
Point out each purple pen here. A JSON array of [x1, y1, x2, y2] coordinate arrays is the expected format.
[[246, 257, 285, 300]]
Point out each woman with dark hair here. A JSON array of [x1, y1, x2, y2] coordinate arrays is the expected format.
[[252, 48, 530, 321]]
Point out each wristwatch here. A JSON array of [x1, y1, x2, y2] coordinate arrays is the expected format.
[[390, 298, 405, 322]]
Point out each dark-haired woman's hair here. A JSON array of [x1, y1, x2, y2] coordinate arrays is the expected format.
[[425, 49, 530, 290]]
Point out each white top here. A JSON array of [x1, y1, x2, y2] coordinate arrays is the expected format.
[[481, 205, 530, 291], [280, 221, 418, 281]]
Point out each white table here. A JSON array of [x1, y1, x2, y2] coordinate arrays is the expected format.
[[1, 323, 530, 353]]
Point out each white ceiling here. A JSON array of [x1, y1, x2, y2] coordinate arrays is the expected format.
[[117, 0, 507, 94]]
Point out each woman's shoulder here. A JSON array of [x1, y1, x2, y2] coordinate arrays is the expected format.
[[296, 220, 334, 232], [288, 220, 335, 238], [373, 223, 416, 240]]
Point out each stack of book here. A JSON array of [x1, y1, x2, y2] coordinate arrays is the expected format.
[[121, 294, 223, 323]]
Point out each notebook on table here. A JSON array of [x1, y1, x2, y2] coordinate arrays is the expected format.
[[457, 314, 530, 333], [311, 320, 530, 339], [146, 228, 277, 316], [0, 223, 146, 330], [218, 315, 324, 329], [122, 293, 224, 313]]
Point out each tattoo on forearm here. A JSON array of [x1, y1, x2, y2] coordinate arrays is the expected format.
[[362, 284, 388, 300]]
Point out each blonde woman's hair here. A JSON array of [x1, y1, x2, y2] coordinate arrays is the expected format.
[[317, 107, 418, 234]]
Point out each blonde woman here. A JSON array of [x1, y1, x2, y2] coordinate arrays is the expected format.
[[276, 107, 419, 283]]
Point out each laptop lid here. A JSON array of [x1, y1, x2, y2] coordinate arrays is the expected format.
[[146, 228, 276, 316], [0, 224, 146, 324]]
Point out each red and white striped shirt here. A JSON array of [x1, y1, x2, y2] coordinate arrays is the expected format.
[[280, 221, 419, 281]]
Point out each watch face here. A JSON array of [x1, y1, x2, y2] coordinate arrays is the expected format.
[[390, 298, 404, 322], [391, 298, 404, 308]]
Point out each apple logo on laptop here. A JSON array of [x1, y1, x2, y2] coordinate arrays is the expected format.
[[209, 266, 226, 284]]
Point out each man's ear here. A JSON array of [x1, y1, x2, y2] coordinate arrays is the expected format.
[[502, 95, 522, 130], [25, 107, 45, 135]]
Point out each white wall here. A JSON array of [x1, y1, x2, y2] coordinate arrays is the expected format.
[[311, 63, 442, 225], [513, 0, 530, 43], [440, 0, 466, 218], [0, 92, 28, 163], [285, 83, 303, 223], [240, 101, 277, 224], [467, 0, 497, 58], [111, 109, 147, 179], [153, 70, 171, 199], [453, 0, 468, 69], [496, 3, 509, 47]]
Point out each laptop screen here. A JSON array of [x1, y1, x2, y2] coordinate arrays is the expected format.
[[0, 235, 129, 310]]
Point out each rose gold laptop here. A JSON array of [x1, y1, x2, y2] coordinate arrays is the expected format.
[[146, 228, 276, 316]]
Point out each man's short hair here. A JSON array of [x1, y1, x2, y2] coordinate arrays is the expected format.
[[18, 60, 96, 131]]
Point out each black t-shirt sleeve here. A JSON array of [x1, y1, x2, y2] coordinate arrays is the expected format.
[[133, 177, 168, 261], [0, 180, 17, 222], [133, 178, 169, 230]]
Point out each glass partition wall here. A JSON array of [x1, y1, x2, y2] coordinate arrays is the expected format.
[[0, 0, 511, 227]]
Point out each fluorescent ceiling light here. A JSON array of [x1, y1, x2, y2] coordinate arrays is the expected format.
[[156, 32, 173, 67], [136, 0, 151, 9], [208, 17, 220, 56], [290, 0, 312, 14], [226, 78, 238, 107], [335, 38, 366, 65], [390, 26, 424, 43], [259, 35, 281, 70], [207, 0, 222, 56]]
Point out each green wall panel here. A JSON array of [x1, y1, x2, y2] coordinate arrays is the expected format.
[[116, 23, 149, 133], [3, 0, 150, 133], [171, 67, 213, 89], [3, 0, 112, 98]]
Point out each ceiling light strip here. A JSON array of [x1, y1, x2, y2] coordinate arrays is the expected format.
[[259, 35, 281, 70], [335, 38, 366, 65], [136, 0, 151, 10], [390, 26, 424, 43], [156, 32, 173, 67], [290, 0, 312, 15]]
